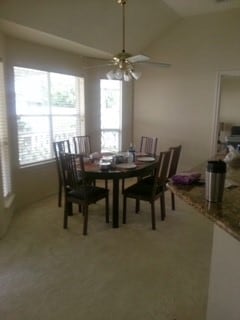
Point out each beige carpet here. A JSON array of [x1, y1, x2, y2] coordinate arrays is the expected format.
[[0, 181, 213, 320]]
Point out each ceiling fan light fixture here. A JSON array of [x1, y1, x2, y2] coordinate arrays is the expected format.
[[114, 68, 124, 80], [106, 70, 116, 80], [123, 71, 132, 82], [106, 68, 126, 81], [107, 64, 141, 81], [130, 69, 142, 80]]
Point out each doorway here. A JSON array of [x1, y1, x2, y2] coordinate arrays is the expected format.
[[211, 70, 240, 155]]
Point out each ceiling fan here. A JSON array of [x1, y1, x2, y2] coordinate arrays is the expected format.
[[86, 0, 171, 81]]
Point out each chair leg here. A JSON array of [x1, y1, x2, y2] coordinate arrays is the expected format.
[[68, 202, 73, 216], [135, 198, 140, 213], [58, 181, 62, 207], [171, 192, 175, 210], [121, 179, 125, 194], [123, 196, 127, 224], [160, 194, 166, 221], [83, 206, 88, 235], [151, 202, 156, 230], [105, 195, 109, 223], [105, 179, 108, 189], [63, 202, 69, 228]]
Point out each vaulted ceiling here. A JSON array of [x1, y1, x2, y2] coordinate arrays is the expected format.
[[0, 0, 240, 58]]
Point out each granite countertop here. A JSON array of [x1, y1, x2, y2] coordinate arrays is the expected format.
[[168, 164, 240, 241]]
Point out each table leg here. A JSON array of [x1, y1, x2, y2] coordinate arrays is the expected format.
[[112, 178, 119, 228]]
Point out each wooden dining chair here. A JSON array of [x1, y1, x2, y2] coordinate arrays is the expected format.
[[139, 136, 158, 156], [60, 152, 109, 235], [121, 136, 159, 193], [72, 135, 109, 189], [73, 135, 97, 185], [122, 150, 171, 230], [73, 135, 91, 156], [167, 145, 182, 210], [53, 140, 71, 207]]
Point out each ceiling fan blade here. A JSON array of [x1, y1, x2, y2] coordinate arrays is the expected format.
[[128, 54, 150, 63], [136, 60, 171, 68], [128, 54, 171, 67], [82, 62, 114, 70], [82, 0, 171, 79]]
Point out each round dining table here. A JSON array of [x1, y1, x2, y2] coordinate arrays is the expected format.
[[84, 157, 158, 228]]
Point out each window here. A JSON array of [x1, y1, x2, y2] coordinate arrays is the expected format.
[[14, 67, 85, 166], [0, 61, 12, 198], [100, 79, 122, 153]]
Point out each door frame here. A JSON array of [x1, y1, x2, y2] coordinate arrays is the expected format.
[[211, 69, 240, 155]]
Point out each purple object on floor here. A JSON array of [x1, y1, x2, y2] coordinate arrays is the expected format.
[[171, 172, 201, 185]]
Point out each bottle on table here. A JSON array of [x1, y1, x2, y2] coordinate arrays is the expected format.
[[128, 143, 136, 163]]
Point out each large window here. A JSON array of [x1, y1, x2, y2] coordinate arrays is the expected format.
[[100, 80, 122, 153], [14, 67, 85, 166], [0, 61, 12, 198]]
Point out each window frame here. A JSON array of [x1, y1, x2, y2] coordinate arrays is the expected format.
[[13, 67, 85, 167], [0, 60, 12, 199], [100, 79, 122, 153]]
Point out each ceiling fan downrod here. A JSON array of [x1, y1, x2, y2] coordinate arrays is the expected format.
[[107, 0, 141, 81], [117, 0, 127, 54]]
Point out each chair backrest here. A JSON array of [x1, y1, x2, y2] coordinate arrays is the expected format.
[[157, 150, 171, 183], [60, 153, 86, 192], [167, 145, 182, 179], [140, 136, 158, 156], [53, 140, 71, 158], [53, 140, 71, 178], [73, 135, 91, 156], [151, 150, 171, 195]]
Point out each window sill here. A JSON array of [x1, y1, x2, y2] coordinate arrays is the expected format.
[[4, 193, 15, 209], [20, 159, 55, 169]]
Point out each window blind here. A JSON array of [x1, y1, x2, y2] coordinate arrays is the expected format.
[[14, 67, 85, 166], [0, 62, 12, 198]]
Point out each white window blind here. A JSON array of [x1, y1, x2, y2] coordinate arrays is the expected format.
[[14, 67, 85, 166], [0, 61, 12, 198]]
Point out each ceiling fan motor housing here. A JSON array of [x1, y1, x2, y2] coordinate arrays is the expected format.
[[117, 0, 127, 5]]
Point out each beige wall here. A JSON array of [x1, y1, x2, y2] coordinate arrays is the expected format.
[[3, 36, 133, 212], [134, 9, 240, 170], [0, 31, 4, 57]]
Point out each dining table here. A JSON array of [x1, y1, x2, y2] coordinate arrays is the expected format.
[[83, 155, 158, 228]]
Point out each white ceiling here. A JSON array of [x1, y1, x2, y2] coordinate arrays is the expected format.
[[0, 0, 240, 59], [0, 19, 111, 59]]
